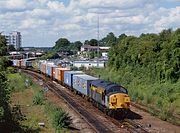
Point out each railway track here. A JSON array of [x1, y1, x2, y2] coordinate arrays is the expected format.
[[23, 69, 118, 133], [22, 68, 150, 133]]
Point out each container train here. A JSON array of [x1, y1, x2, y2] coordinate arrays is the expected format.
[[12, 59, 131, 116]]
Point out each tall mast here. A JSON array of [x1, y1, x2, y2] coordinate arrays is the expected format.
[[97, 14, 99, 67]]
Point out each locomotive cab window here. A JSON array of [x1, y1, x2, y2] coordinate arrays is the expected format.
[[107, 86, 128, 94]]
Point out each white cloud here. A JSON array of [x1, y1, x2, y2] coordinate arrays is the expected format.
[[47, 1, 65, 12], [153, 7, 180, 32], [31, 9, 51, 18], [0, 0, 179, 47], [20, 18, 47, 29]]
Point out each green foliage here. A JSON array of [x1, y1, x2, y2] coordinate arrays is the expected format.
[[89, 39, 98, 46], [70, 41, 83, 52], [53, 38, 70, 52], [70, 66, 78, 71], [0, 72, 10, 121], [7, 67, 16, 74], [0, 35, 7, 56], [7, 45, 16, 51], [41, 51, 60, 59], [45, 103, 71, 131], [108, 28, 180, 83], [33, 90, 44, 105], [0, 57, 11, 71], [0, 106, 4, 119], [88, 28, 180, 124], [101, 32, 117, 46], [52, 108, 71, 130], [8, 73, 33, 92]]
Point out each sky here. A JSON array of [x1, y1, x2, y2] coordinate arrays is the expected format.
[[0, 0, 180, 47]]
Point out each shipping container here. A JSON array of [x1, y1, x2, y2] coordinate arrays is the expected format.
[[21, 59, 25, 67], [40, 62, 43, 73], [55, 68, 70, 82], [39, 61, 45, 73], [73, 74, 98, 96], [43, 63, 46, 74], [17, 60, 21, 67], [46, 63, 57, 77], [64, 71, 84, 87], [40, 62, 47, 74]]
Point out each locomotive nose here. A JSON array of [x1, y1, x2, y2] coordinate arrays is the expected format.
[[110, 93, 130, 109]]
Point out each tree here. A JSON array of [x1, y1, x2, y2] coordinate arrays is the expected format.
[[53, 38, 70, 52], [101, 32, 117, 46], [0, 35, 7, 56], [84, 40, 90, 45], [7, 45, 16, 51], [118, 33, 127, 42], [89, 39, 98, 46], [73, 41, 83, 51]]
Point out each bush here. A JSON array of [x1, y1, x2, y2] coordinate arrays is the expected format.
[[70, 66, 78, 71], [8, 73, 33, 92], [52, 108, 71, 130], [45, 103, 72, 131], [7, 67, 16, 74], [33, 90, 44, 105]]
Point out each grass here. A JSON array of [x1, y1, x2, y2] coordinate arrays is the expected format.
[[86, 67, 180, 125], [8, 72, 33, 92], [8, 72, 72, 132], [9, 73, 53, 132]]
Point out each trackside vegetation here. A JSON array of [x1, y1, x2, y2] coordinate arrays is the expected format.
[[0, 33, 72, 132], [88, 29, 180, 124], [0, 34, 14, 131], [44, 102, 72, 132], [8, 71, 72, 132]]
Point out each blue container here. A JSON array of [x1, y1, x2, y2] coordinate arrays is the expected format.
[[64, 71, 83, 87], [73, 74, 98, 96], [46, 63, 56, 77], [46, 64, 51, 76]]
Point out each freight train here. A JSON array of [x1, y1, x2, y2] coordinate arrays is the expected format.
[[12, 59, 131, 116]]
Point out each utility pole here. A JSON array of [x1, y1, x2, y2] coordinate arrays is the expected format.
[[97, 14, 100, 68]]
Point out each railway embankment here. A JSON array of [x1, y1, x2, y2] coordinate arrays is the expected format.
[[8, 72, 79, 132]]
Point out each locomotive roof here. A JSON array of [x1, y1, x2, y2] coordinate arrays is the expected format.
[[91, 79, 127, 94]]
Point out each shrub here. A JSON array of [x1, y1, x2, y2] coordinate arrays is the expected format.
[[70, 66, 78, 71], [52, 108, 72, 130], [33, 90, 44, 105], [7, 67, 16, 74], [45, 103, 72, 131]]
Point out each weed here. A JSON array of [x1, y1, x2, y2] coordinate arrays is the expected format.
[[33, 90, 44, 105]]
